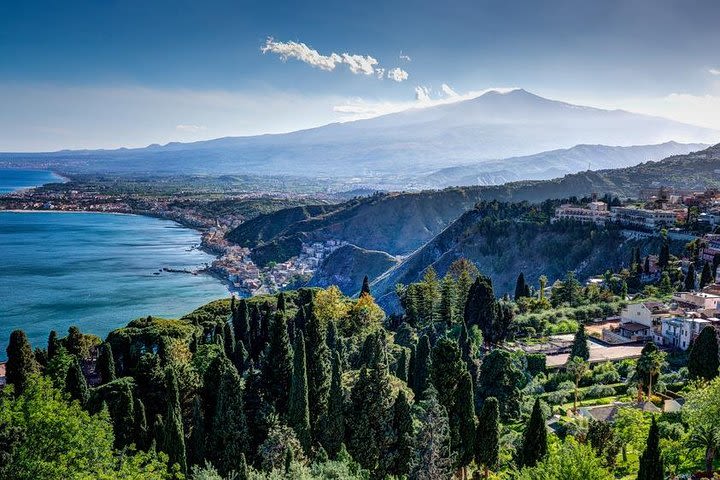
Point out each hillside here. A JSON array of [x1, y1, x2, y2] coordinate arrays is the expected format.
[[227, 143, 720, 267], [307, 244, 399, 295], [1, 90, 716, 184]]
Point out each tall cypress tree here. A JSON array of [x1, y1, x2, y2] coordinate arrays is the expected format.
[[519, 398, 547, 468], [233, 298, 250, 349], [163, 367, 187, 474], [305, 304, 331, 441], [288, 331, 311, 453], [361, 275, 371, 296], [209, 365, 249, 476], [262, 312, 294, 415], [189, 396, 205, 467], [134, 397, 148, 450], [5, 330, 37, 396], [659, 241, 670, 269], [464, 275, 498, 344], [65, 357, 88, 405], [222, 322, 235, 358], [395, 347, 409, 382], [453, 370, 476, 471], [97, 342, 116, 385], [391, 390, 414, 477], [684, 263, 697, 291], [326, 320, 339, 353], [277, 291, 287, 312], [570, 324, 590, 361], [413, 334, 432, 399], [47, 330, 60, 361], [514, 273, 527, 300], [700, 262, 714, 289], [687, 325, 720, 380], [440, 275, 457, 327], [237, 453, 249, 480], [430, 337, 465, 412], [475, 397, 500, 479], [325, 350, 345, 457], [65, 325, 84, 358], [637, 417, 663, 480]]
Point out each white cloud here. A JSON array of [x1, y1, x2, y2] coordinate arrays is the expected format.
[[340, 53, 379, 75], [375, 68, 385, 79], [387, 67, 409, 82], [441, 83, 459, 97], [399, 51, 411, 62], [414, 86, 431, 102], [709, 68, 720, 76], [175, 124, 207, 133]]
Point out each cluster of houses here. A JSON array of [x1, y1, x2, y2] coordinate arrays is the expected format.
[[553, 201, 684, 229], [603, 289, 720, 350]]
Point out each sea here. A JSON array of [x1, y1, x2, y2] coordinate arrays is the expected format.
[[0, 169, 230, 356]]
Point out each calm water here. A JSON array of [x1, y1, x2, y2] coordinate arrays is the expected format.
[[0, 170, 229, 355], [0, 169, 65, 193]]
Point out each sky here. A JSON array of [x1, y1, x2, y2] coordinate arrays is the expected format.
[[1, 0, 720, 151]]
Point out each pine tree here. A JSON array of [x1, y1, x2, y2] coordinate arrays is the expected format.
[[453, 370, 476, 471], [209, 366, 249, 476], [440, 275, 457, 327], [47, 330, 60, 360], [570, 324, 590, 361], [475, 397, 499, 479], [288, 331, 311, 453], [305, 304, 331, 441], [411, 386, 454, 480], [97, 342, 116, 384], [684, 263, 697, 291], [391, 389, 414, 477], [515, 273, 527, 300], [413, 334, 432, 399], [5, 330, 37, 396], [700, 262, 714, 289], [262, 312, 294, 415], [65, 357, 88, 405], [326, 351, 345, 458], [233, 299, 250, 349], [189, 396, 205, 467], [361, 275, 371, 296], [163, 367, 187, 473], [637, 417, 663, 480], [687, 326, 720, 380], [519, 398, 547, 468]]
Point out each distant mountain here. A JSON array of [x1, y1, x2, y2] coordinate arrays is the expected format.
[[421, 141, 708, 188], [228, 143, 720, 270], [1, 90, 716, 182]]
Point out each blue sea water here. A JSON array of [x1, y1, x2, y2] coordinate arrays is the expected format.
[[0, 170, 229, 355], [0, 169, 65, 193]]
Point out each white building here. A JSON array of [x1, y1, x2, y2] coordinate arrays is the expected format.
[[672, 292, 720, 310], [618, 302, 672, 341], [611, 207, 678, 230], [554, 201, 610, 225], [661, 317, 710, 350]]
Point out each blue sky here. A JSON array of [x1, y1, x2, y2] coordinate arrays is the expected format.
[[1, 0, 720, 151]]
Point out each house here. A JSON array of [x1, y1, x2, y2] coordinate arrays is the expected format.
[[672, 291, 720, 310], [661, 316, 710, 350], [611, 206, 679, 230], [553, 201, 610, 225], [617, 302, 672, 341]]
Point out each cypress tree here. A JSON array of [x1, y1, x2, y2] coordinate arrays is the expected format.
[[391, 390, 414, 477], [687, 325, 720, 380], [413, 334, 432, 399], [305, 304, 331, 441], [209, 365, 249, 476], [288, 331, 311, 453], [262, 312, 294, 415], [440, 275, 457, 327], [361, 275, 371, 296], [459, 322, 472, 365], [325, 350, 345, 458], [430, 337, 465, 411], [5, 330, 37, 396], [700, 261, 714, 288], [65, 357, 88, 405], [475, 397, 500, 479], [659, 241, 670, 269], [277, 291, 287, 312], [519, 398, 547, 468], [134, 397, 148, 450], [47, 330, 60, 360], [644, 256, 651, 274], [570, 324, 590, 361], [153, 414, 165, 453], [514, 273, 527, 300], [163, 367, 187, 474], [233, 341, 248, 374], [189, 396, 205, 467], [233, 298, 250, 349], [637, 417, 663, 480], [65, 325, 84, 358], [97, 342, 116, 385], [395, 347, 409, 382], [464, 275, 498, 344], [222, 322, 235, 358], [326, 320, 338, 353], [201, 355, 230, 432], [237, 453, 249, 480], [453, 370, 476, 471], [684, 263, 697, 291]]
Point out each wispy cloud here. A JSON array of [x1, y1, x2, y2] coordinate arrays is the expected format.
[[176, 124, 207, 133], [710, 68, 720, 76], [415, 86, 431, 102], [399, 51, 411, 62], [441, 83, 459, 97], [387, 68, 409, 82], [261, 38, 408, 82]]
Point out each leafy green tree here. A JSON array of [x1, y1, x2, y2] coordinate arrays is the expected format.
[[519, 398, 547, 468], [209, 365, 248, 476], [262, 312, 294, 415], [566, 356, 589, 412], [518, 437, 613, 480], [391, 390, 414, 477], [475, 397, 499, 480], [65, 326, 84, 358], [65, 357, 88, 406], [635, 342, 666, 400], [684, 376, 720, 476], [659, 271, 673, 295], [325, 350, 345, 458], [637, 417, 663, 480], [569, 324, 590, 361], [5, 330, 37, 396], [97, 342, 116, 385], [476, 349, 523, 421], [688, 325, 719, 380], [162, 367, 187, 474], [413, 334, 432, 399], [288, 331, 311, 453], [684, 263, 696, 291]]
